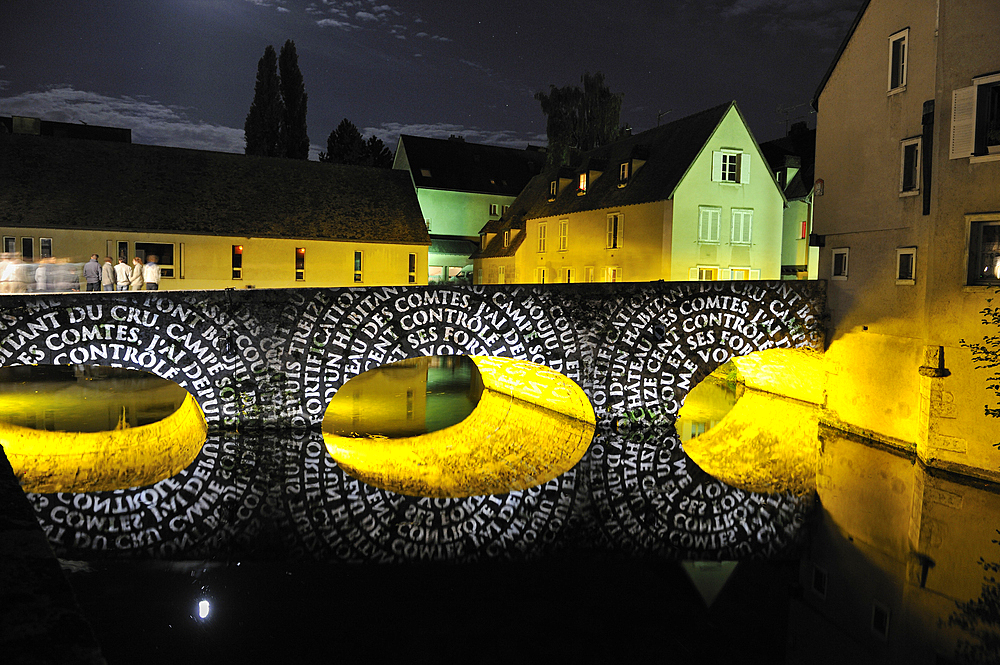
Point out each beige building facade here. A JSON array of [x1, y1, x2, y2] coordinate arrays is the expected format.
[[813, 0, 1000, 479]]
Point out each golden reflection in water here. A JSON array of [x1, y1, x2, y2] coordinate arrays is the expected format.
[[323, 356, 596, 498], [679, 373, 818, 496]]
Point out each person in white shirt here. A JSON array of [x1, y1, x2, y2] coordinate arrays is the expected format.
[[113, 257, 131, 291], [129, 257, 144, 290], [143, 255, 161, 290]]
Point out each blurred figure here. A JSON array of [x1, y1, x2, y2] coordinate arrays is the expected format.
[[50, 258, 82, 292], [129, 257, 144, 291], [101, 256, 115, 291], [1, 254, 27, 294], [34, 257, 53, 292], [143, 255, 160, 291], [83, 254, 101, 291], [114, 257, 131, 291]]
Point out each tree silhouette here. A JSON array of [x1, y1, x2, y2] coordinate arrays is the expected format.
[[244, 45, 284, 157], [535, 71, 626, 168], [946, 533, 1000, 663], [278, 40, 309, 160], [319, 119, 393, 167]]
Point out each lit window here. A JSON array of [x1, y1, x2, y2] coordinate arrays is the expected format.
[[295, 247, 305, 281], [800, 221, 808, 240], [536, 267, 547, 284], [549, 180, 557, 199], [607, 266, 621, 283], [832, 247, 849, 281], [558, 219, 568, 251], [950, 73, 1000, 159], [607, 213, 622, 249], [408, 253, 416, 284], [731, 209, 753, 244], [698, 206, 721, 243], [578, 172, 587, 194], [896, 247, 915, 284], [40, 238, 52, 258], [712, 151, 749, 184], [354, 251, 363, 283], [900, 137, 921, 194], [968, 217, 1000, 285], [619, 162, 629, 185], [698, 266, 718, 281], [888, 29, 908, 93], [503, 230, 511, 247], [538, 223, 547, 252], [232, 245, 243, 280]]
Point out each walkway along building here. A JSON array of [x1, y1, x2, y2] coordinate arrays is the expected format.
[[392, 134, 545, 284], [0, 123, 430, 290], [812, 0, 1000, 479], [472, 102, 786, 285]]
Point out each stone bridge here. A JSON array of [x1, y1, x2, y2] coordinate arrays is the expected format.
[[0, 280, 826, 563]]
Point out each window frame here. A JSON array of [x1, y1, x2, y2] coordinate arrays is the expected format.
[[578, 172, 587, 194], [549, 180, 557, 199], [2, 236, 15, 254], [503, 230, 511, 247], [537, 223, 547, 252], [887, 28, 908, 94], [832, 247, 849, 281], [135, 241, 176, 278], [951, 73, 1000, 161], [558, 219, 568, 252], [606, 266, 621, 283], [408, 253, 416, 284], [712, 150, 749, 184], [606, 213, 623, 249], [489, 203, 499, 216], [967, 215, 1000, 286], [619, 161, 629, 186], [698, 206, 722, 244], [895, 247, 916, 285], [731, 208, 753, 245], [40, 238, 52, 258], [536, 267, 547, 284], [353, 250, 363, 283], [562, 267, 573, 283], [295, 247, 305, 281], [899, 136, 921, 195], [730, 267, 751, 280], [232, 244, 243, 280]]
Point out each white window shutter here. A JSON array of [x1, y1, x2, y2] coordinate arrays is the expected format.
[[950, 86, 976, 159], [719, 268, 732, 280], [750, 269, 760, 280], [689, 267, 699, 280], [711, 209, 720, 242], [712, 151, 723, 182], [740, 153, 751, 184]]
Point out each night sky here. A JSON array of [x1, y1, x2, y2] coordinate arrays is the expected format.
[[0, 0, 864, 158]]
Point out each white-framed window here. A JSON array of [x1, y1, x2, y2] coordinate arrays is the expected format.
[[353, 250, 363, 283], [900, 137, 921, 194], [40, 238, 52, 258], [950, 73, 1000, 160], [136, 242, 176, 278], [888, 29, 908, 94], [712, 151, 750, 184], [558, 219, 568, 251], [585, 266, 594, 283], [688, 266, 719, 281], [698, 206, 721, 243], [549, 180, 557, 199], [536, 267, 547, 284], [967, 215, 1000, 285], [537, 223, 547, 252], [562, 267, 573, 283], [502, 205, 510, 214], [731, 209, 753, 244], [503, 230, 511, 247], [607, 213, 622, 249], [578, 172, 587, 194], [895, 247, 916, 285], [490, 203, 499, 216], [619, 162, 629, 185], [408, 253, 416, 284], [832, 247, 849, 281], [232, 245, 243, 280], [2, 237, 14, 253], [606, 266, 621, 283], [730, 267, 750, 280]]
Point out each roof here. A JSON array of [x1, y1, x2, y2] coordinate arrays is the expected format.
[[394, 135, 546, 196], [812, 0, 872, 110], [472, 102, 736, 260], [0, 133, 431, 245], [760, 126, 816, 200]]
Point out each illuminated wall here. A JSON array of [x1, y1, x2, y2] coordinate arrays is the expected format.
[[0, 281, 826, 561]]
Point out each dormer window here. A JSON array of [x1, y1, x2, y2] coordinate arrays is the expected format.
[[619, 162, 630, 185], [578, 172, 587, 194], [549, 180, 557, 199], [490, 203, 499, 216], [503, 230, 511, 247], [420, 168, 432, 178]]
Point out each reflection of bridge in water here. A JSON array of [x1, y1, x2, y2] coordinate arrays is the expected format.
[[1, 281, 825, 562]]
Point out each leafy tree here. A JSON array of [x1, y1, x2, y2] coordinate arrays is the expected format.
[[946, 534, 1000, 663], [244, 45, 284, 157], [318, 119, 393, 167], [535, 71, 626, 168], [278, 40, 309, 160]]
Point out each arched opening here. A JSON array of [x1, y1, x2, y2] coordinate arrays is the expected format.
[[322, 356, 595, 498], [0, 364, 206, 492]]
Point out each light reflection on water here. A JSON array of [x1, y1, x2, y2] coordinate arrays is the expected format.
[[0, 365, 187, 432], [675, 372, 739, 443]]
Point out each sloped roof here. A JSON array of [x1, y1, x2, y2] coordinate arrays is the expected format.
[[761, 127, 816, 200], [472, 103, 734, 260], [812, 0, 872, 110], [396, 135, 546, 196], [0, 133, 430, 245]]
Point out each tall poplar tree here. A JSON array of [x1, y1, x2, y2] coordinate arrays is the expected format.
[[535, 71, 626, 168], [278, 40, 309, 160], [244, 45, 283, 157]]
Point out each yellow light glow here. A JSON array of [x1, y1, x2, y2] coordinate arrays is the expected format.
[[3, 393, 208, 493], [323, 356, 596, 498]]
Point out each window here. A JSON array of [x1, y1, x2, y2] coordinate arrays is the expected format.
[[712, 151, 749, 184], [606, 267, 621, 283], [117, 241, 128, 262], [490, 203, 499, 216], [951, 73, 1000, 159], [832, 247, 849, 280], [408, 253, 416, 284], [477, 268, 482, 284], [3, 237, 15, 253], [578, 172, 587, 194], [232, 245, 243, 280], [888, 29, 908, 93], [871, 601, 890, 641], [968, 217, 1000, 285], [503, 230, 511, 247], [698, 206, 721, 243], [536, 267, 547, 284], [800, 220, 808, 240], [731, 267, 750, 280], [900, 137, 921, 194], [811, 566, 828, 599], [537, 223, 547, 252], [559, 219, 568, 251], [698, 267, 718, 281], [731, 209, 753, 244], [354, 251, 363, 283], [563, 268, 573, 283], [502, 205, 510, 214], [40, 238, 52, 258], [420, 168, 431, 178], [619, 162, 629, 185], [425, 218, 432, 232], [607, 213, 622, 249], [549, 180, 557, 199], [585, 267, 594, 283], [295, 247, 305, 281], [136, 242, 175, 278], [896, 247, 916, 284], [20, 237, 33, 261], [497, 265, 506, 284]]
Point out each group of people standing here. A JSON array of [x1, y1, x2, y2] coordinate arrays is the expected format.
[[83, 254, 161, 292]]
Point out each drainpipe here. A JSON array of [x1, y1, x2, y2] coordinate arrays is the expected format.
[[922, 100, 934, 216]]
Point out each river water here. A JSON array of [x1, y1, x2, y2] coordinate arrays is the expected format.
[[4, 364, 999, 663]]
